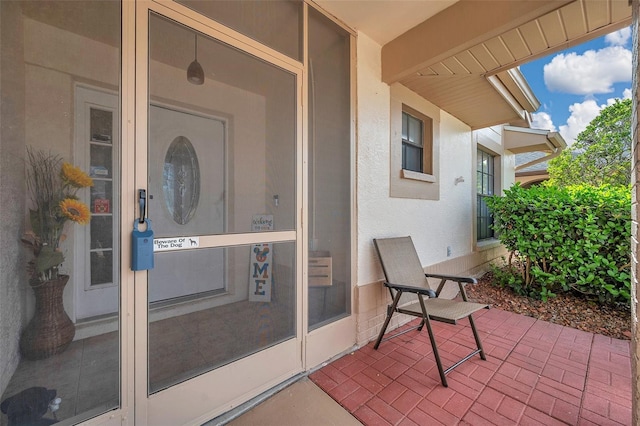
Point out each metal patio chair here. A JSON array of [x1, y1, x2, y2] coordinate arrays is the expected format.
[[373, 236, 489, 387]]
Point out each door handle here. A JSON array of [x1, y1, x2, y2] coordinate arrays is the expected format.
[[138, 189, 146, 223]]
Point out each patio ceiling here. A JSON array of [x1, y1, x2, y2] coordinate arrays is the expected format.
[[23, 0, 634, 130], [316, 0, 632, 129]]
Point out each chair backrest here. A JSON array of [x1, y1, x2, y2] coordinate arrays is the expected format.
[[373, 237, 430, 289]]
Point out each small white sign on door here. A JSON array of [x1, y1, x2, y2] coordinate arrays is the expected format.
[[249, 215, 273, 302], [154, 236, 200, 252]]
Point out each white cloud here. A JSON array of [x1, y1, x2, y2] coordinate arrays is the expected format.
[[559, 100, 601, 144], [605, 27, 631, 46], [543, 46, 631, 95], [558, 92, 630, 145], [530, 112, 556, 131]]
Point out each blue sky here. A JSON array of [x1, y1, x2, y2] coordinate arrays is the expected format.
[[519, 27, 632, 145]]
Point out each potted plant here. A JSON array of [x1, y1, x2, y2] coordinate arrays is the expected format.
[[20, 147, 92, 360]]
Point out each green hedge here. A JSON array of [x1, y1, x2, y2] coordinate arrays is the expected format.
[[487, 184, 630, 305]]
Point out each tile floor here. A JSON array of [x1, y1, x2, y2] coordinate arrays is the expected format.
[[0, 297, 296, 426], [310, 308, 632, 425], [0, 332, 119, 426], [3, 305, 632, 425]]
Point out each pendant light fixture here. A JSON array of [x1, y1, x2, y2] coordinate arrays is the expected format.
[[187, 33, 204, 85]]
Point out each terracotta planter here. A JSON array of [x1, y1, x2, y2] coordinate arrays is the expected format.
[[20, 275, 75, 360]]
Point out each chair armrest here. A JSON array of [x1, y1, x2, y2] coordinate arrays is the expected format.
[[424, 273, 477, 284], [383, 281, 437, 298], [424, 273, 476, 301]]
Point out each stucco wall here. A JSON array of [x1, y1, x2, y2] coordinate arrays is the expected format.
[[501, 150, 516, 194], [357, 32, 478, 287], [355, 33, 500, 345], [0, 1, 27, 396]]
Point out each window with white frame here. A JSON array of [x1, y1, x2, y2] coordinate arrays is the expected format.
[[477, 148, 495, 240]]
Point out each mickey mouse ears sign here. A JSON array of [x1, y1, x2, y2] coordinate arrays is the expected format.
[[249, 215, 273, 302]]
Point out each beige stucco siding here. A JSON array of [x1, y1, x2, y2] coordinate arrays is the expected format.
[[355, 32, 508, 346]]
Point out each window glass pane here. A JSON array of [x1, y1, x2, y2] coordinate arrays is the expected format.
[[149, 15, 296, 235], [147, 242, 296, 393], [91, 180, 113, 213], [176, 0, 302, 61], [90, 108, 113, 144], [163, 136, 200, 226], [408, 116, 422, 146], [403, 144, 422, 172], [91, 216, 113, 249], [91, 251, 114, 285], [308, 8, 351, 330], [90, 145, 113, 178], [477, 149, 495, 240], [0, 1, 121, 423], [402, 112, 408, 140]]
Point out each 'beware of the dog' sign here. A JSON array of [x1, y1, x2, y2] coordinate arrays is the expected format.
[[153, 236, 200, 252]]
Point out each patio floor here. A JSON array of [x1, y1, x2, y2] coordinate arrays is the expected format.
[[309, 307, 632, 425]]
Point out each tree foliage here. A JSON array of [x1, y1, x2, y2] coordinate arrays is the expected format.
[[487, 184, 630, 305], [547, 98, 631, 187]]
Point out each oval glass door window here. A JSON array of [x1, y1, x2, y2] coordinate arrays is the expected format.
[[163, 136, 200, 225]]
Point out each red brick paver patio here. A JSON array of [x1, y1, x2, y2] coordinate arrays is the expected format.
[[310, 308, 631, 425]]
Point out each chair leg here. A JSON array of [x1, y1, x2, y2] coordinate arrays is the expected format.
[[418, 295, 448, 387], [374, 290, 403, 350], [468, 314, 486, 360]]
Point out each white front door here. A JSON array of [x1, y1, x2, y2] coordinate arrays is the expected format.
[[133, 3, 303, 423], [148, 105, 226, 302]]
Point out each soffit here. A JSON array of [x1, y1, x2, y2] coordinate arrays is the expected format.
[[400, 71, 532, 130], [383, 0, 632, 129], [504, 126, 568, 171], [503, 126, 567, 154], [311, 0, 458, 45], [397, 0, 632, 80]]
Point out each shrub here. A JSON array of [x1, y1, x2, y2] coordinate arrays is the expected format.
[[487, 184, 630, 305]]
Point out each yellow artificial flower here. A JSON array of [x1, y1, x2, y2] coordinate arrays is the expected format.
[[61, 162, 93, 188], [60, 199, 91, 225]]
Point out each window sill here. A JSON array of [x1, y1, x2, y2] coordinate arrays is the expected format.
[[476, 238, 501, 251], [401, 169, 436, 183]]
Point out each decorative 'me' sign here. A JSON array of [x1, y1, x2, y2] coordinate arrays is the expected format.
[[249, 215, 273, 302]]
